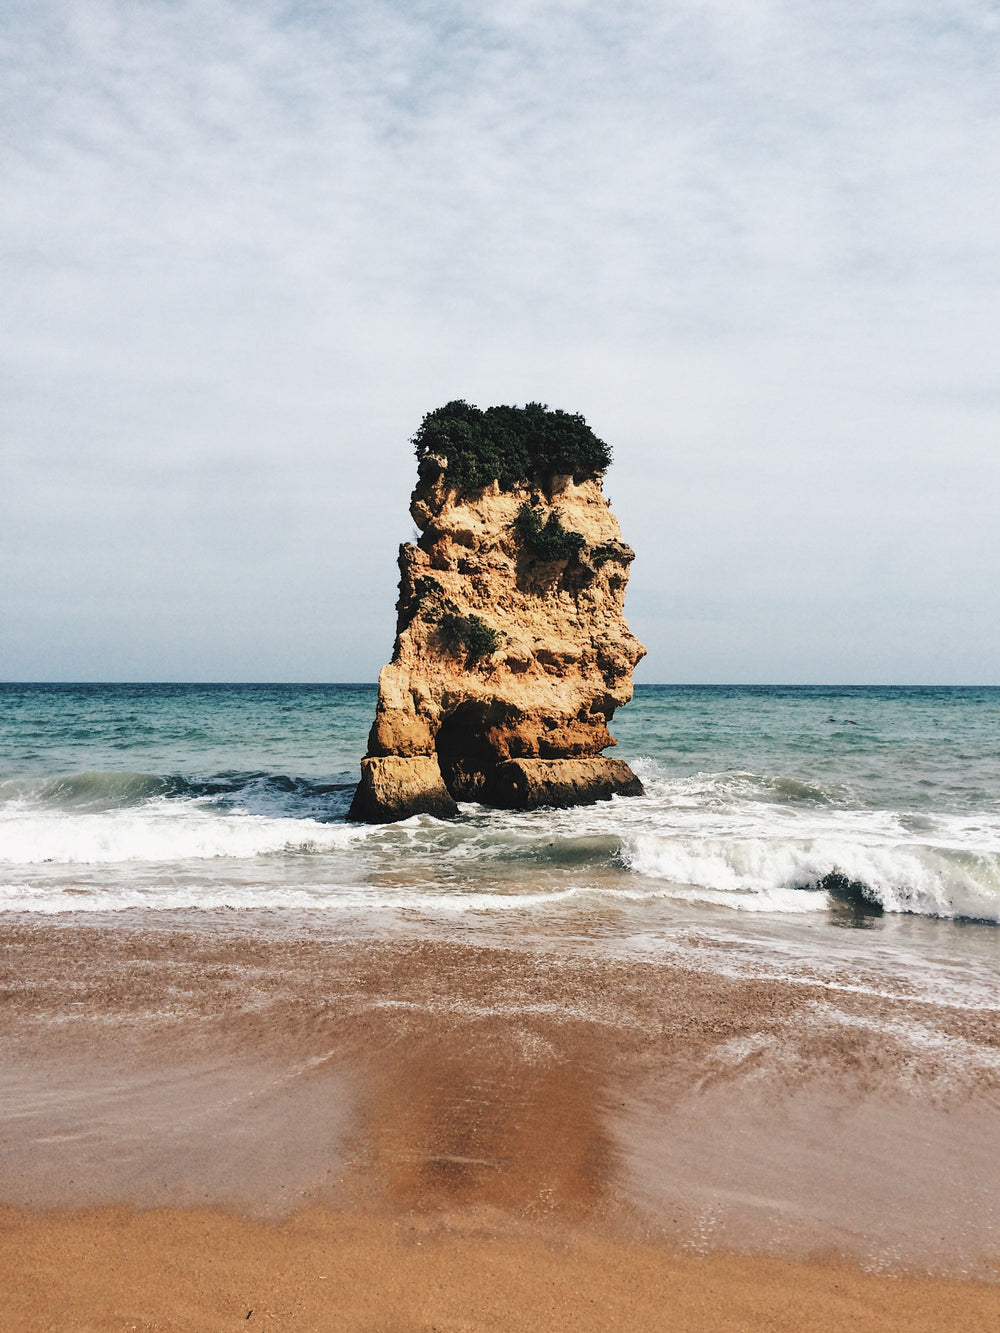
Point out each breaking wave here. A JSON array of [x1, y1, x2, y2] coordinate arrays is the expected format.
[[0, 770, 356, 816], [1, 759, 999, 924], [618, 829, 1000, 922], [0, 769, 361, 866], [613, 763, 1000, 923]]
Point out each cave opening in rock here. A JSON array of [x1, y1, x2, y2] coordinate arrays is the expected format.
[[435, 702, 498, 803]]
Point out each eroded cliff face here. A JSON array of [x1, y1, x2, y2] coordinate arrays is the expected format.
[[349, 453, 646, 821]]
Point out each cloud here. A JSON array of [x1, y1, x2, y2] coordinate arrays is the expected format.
[[2, 0, 999, 681]]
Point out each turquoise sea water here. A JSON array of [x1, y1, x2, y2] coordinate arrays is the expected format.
[[1, 683, 998, 938]]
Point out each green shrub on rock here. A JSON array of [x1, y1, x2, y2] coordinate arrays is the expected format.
[[514, 503, 586, 562], [464, 614, 501, 659], [438, 611, 500, 661]]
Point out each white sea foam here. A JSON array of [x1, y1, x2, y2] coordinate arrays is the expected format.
[[2, 757, 1000, 923], [0, 798, 368, 865], [0, 878, 593, 915], [620, 831, 1000, 921], [614, 769, 1000, 922]]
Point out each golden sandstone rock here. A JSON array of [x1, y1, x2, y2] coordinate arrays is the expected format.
[[349, 404, 646, 822]]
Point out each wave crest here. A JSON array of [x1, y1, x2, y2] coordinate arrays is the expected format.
[[619, 831, 1000, 923]]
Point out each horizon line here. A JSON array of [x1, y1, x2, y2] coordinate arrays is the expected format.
[[2, 680, 998, 690]]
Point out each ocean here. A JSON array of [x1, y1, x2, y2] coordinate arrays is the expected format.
[[5, 681, 1000, 1276], [1, 682, 998, 951]]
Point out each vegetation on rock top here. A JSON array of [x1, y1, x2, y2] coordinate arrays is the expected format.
[[412, 400, 612, 490]]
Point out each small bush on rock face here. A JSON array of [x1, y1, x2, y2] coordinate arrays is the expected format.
[[396, 574, 448, 632], [589, 542, 631, 567], [515, 503, 586, 562], [412, 400, 612, 490], [439, 611, 500, 661], [464, 614, 501, 659]]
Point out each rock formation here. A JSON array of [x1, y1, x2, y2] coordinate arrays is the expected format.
[[349, 401, 646, 822]]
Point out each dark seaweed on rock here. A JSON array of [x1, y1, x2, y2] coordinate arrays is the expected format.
[[412, 400, 612, 490]]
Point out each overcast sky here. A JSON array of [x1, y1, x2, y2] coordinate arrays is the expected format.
[[3, 0, 999, 683]]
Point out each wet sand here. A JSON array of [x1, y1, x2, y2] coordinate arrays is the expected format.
[[2, 917, 1000, 1330]]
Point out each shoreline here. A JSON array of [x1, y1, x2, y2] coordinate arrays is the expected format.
[[3, 916, 1000, 1328]]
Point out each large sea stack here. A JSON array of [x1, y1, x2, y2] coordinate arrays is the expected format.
[[349, 401, 646, 822]]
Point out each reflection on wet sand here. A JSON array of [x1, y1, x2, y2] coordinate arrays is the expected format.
[[361, 1038, 610, 1217]]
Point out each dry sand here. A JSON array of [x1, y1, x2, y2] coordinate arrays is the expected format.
[[2, 918, 999, 1331], [7, 1205, 1000, 1333]]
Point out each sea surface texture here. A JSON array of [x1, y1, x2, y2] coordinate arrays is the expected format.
[[1, 683, 999, 950]]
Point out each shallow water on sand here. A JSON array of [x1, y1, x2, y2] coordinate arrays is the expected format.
[[4, 922, 1000, 1277]]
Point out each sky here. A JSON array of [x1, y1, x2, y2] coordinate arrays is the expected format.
[[3, 0, 999, 684]]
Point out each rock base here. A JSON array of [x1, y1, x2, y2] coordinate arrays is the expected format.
[[348, 756, 458, 823], [485, 758, 644, 810], [350, 755, 643, 822]]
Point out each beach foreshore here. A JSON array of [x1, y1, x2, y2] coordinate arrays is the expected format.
[[2, 916, 999, 1331]]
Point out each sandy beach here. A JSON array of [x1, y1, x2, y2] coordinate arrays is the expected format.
[[3, 916, 999, 1330]]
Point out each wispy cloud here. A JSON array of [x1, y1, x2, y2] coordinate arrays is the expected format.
[[3, 0, 999, 680]]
